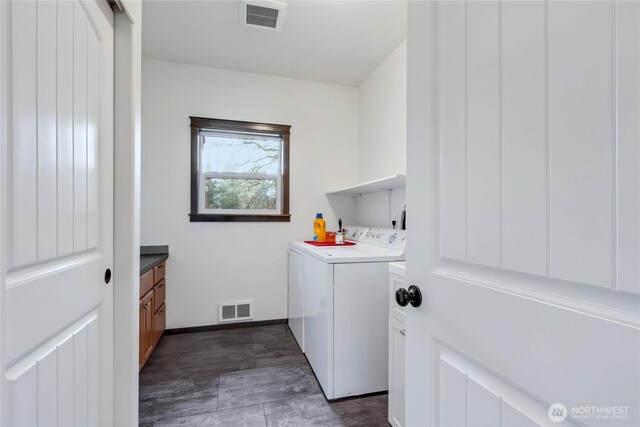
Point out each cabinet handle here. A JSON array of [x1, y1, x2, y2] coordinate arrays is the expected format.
[[400, 329, 405, 336]]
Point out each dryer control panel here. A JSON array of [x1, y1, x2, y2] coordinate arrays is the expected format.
[[344, 226, 406, 251], [362, 228, 406, 250]]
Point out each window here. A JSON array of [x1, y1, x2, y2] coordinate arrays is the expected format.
[[189, 117, 291, 222]]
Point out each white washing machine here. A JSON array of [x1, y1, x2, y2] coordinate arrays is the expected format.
[[289, 226, 406, 400]]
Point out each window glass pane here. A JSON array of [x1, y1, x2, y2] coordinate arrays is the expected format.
[[205, 177, 277, 210], [202, 134, 281, 174]]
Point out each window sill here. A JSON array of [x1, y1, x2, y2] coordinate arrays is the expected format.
[[189, 213, 291, 223]]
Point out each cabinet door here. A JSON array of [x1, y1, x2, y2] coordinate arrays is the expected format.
[[140, 290, 154, 367], [288, 249, 304, 351], [154, 303, 166, 344], [153, 279, 166, 313], [140, 269, 154, 297], [389, 316, 405, 427], [153, 261, 165, 284], [139, 302, 145, 370]]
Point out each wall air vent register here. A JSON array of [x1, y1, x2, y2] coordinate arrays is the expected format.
[[218, 301, 254, 323]]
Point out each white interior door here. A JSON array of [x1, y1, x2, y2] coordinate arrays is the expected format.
[[1, 0, 114, 425], [406, 1, 640, 426]]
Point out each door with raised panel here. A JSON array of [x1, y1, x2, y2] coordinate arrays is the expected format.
[[1, 0, 114, 425], [406, 1, 639, 426]]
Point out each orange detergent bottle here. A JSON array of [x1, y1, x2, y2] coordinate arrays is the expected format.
[[313, 213, 327, 242]]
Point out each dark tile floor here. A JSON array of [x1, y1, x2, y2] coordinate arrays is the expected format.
[[139, 324, 390, 426]]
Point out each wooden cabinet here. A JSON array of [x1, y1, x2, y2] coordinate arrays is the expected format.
[[140, 269, 154, 298], [139, 260, 167, 371], [154, 303, 166, 342], [140, 290, 155, 368], [154, 279, 166, 313], [153, 262, 165, 283]]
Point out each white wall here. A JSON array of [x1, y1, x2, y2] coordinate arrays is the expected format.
[[141, 59, 358, 328], [357, 39, 407, 183], [358, 188, 406, 229], [351, 39, 407, 229]]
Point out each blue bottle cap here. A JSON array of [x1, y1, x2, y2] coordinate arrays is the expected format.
[[316, 213, 323, 218]]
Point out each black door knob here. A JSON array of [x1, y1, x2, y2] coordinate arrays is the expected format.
[[395, 285, 422, 308], [395, 288, 409, 307], [104, 268, 112, 284]]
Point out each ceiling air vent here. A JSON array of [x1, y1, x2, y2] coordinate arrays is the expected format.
[[240, 0, 287, 32]]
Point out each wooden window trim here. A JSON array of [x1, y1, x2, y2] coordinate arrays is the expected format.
[[189, 116, 291, 223]]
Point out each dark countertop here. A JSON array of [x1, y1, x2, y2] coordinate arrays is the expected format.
[[140, 245, 169, 276]]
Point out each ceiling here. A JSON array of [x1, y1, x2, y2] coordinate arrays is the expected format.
[[142, 0, 407, 87]]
